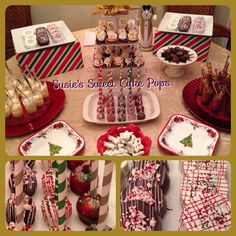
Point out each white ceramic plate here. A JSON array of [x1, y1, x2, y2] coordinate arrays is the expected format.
[[158, 114, 220, 156], [11, 20, 76, 54], [83, 90, 160, 124], [156, 45, 198, 66], [158, 12, 213, 36], [18, 120, 85, 156]]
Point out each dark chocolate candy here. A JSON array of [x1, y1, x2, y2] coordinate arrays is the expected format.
[[9, 167, 37, 196], [127, 160, 170, 193], [121, 182, 167, 217], [36, 27, 49, 46], [6, 194, 36, 226], [178, 16, 192, 32]]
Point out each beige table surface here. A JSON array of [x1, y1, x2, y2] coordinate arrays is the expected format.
[[5, 28, 231, 156]]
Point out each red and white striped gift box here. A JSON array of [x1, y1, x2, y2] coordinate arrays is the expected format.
[[16, 41, 84, 79], [153, 31, 212, 62]]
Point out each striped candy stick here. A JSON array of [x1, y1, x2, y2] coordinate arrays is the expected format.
[[97, 161, 114, 230], [13, 160, 25, 231], [90, 161, 99, 198], [55, 161, 67, 230]]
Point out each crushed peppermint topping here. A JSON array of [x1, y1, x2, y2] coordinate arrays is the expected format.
[[124, 186, 155, 204], [129, 161, 161, 182], [121, 206, 156, 231], [181, 170, 229, 203], [182, 160, 227, 176], [181, 192, 231, 231]]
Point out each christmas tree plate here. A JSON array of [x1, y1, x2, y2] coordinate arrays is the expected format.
[[18, 120, 85, 156], [157, 114, 219, 156], [82, 90, 160, 124]]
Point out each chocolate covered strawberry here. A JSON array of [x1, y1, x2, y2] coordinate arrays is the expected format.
[[67, 161, 85, 171], [70, 168, 92, 195], [76, 194, 100, 225]]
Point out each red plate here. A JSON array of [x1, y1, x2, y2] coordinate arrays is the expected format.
[[97, 124, 152, 156], [6, 82, 65, 137], [182, 79, 231, 132]]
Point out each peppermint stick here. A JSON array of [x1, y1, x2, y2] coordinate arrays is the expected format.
[[90, 161, 99, 197], [13, 160, 25, 231], [55, 161, 67, 230], [97, 161, 114, 230]]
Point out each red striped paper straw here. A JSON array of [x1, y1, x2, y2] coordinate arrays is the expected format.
[[90, 161, 99, 197], [97, 160, 114, 230], [14, 160, 25, 231]]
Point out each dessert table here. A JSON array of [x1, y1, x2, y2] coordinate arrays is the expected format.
[[5, 28, 231, 156]]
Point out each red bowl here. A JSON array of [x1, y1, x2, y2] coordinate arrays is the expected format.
[[97, 124, 152, 156]]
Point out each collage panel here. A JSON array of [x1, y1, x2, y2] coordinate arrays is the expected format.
[[120, 160, 231, 231], [5, 160, 116, 231]]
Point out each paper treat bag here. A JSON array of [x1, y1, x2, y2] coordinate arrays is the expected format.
[[153, 31, 212, 62], [16, 40, 84, 79]]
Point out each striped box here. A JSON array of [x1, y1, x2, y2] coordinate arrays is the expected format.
[[16, 41, 83, 79], [153, 31, 212, 62]]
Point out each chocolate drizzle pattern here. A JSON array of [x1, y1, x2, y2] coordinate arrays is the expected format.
[[121, 160, 170, 231]]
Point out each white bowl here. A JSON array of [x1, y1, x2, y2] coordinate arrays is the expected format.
[[156, 45, 198, 77]]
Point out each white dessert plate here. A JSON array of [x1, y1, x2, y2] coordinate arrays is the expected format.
[[158, 12, 213, 36], [158, 114, 220, 156], [11, 20, 76, 54], [156, 45, 198, 77], [18, 120, 85, 156], [83, 90, 160, 124]]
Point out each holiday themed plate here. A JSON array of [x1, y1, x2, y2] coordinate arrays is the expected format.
[[83, 90, 160, 124], [182, 79, 231, 132], [158, 12, 213, 36], [11, 20, 76, 54], [156, 45, 198, 77], [18, 121, 85, 156], [6, 82, 65, 137], [97, 124, 152, 156], [158, 114, 220, 156]]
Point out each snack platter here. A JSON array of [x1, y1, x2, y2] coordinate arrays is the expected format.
[[156, 45, 198, 66], [11, 20, 76, 54], [158, 12, 213, 37], [83, 90, 160, 124], [5, 161, 116, 231], [18, 121, 85, 156], [120, 160, 231, 231]]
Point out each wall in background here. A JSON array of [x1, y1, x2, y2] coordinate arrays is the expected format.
[[30, 5, 230, 47]]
